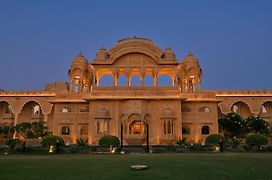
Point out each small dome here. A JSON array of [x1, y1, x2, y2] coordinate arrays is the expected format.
[[71, 53, 88, 66], [95, 48, 109, 61], [182, 52, 199, 64], [162, 48, 176, 61]]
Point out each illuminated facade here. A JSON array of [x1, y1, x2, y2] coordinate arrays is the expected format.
[[0, 37, 271, 145]]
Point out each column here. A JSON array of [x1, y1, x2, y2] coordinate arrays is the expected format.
[[69, 79, 73, 92], [13, 113, 19, 139], [114, 74, 118, 86], [154, 74, 158, 86]]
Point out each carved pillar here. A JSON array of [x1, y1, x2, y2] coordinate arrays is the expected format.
[[128, 75, 131, 86], [154, 73, 158, 86], [96, 75, 99, 86], [12, 113, 19, 139], [114, 74, 118, 86], [44, 114, 48, 123], [69, 79, 73, 92], [141, 74, 144, 86]]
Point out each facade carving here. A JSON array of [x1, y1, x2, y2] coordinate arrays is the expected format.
[[0, 37, 271, 145]]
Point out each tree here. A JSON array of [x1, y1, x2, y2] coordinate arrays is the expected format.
[[219, 112, 246, 138], [245, 116, 270, 135], [246, 133, 268, 151], [0, 125, 15, 139], [15, 122, 32, 138], [14, 121, 48, 139], [31, 120, 47, 138]]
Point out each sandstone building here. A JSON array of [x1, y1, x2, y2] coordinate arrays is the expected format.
[[0, 37, 271, 145]]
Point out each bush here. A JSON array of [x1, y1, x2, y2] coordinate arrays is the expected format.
[[176, 138, 186, 145], [76, 138, 88, 146], [98, 135, 120, 147], [206, 134, 225, 145], [246, 133, 268, 151], [41, 136, 64, 147]]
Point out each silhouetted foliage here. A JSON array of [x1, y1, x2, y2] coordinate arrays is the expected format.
[[98, 135, 120, 147], [219, 112, 246, 138], [245, 116, 270, 135]]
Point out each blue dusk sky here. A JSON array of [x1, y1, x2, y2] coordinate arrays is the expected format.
[[0, 0, 272, 90]]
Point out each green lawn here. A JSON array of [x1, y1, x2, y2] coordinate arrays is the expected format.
[[0, 153, 272, 180]]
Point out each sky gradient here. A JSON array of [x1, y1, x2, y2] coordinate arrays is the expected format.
[[0, 0, 272, 90]]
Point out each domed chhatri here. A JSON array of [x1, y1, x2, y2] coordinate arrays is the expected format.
[[162, 48, 176, 61], [95, 48, 109, 61], [182, 52, 199, 64], [71, 52, 89, 65]]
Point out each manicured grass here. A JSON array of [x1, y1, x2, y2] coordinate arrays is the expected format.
[[0, 153, 272, 180]]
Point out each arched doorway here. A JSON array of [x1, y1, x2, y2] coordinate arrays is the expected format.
[[123, 113, 147, 145]]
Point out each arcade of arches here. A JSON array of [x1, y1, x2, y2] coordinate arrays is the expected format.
[[1, 37, 272, 145]]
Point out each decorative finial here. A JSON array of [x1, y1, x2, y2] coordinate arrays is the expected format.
[[188, 51, 192, 55]]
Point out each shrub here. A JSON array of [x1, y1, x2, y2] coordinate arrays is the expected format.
[[206, 134, 225, 145], [41, 136, 64, 147], [6, 139, 21, 149], [98, 135, 120, 147], [76, 138, 88, 146], [246, 133, 268, 151], [176, 138, 186, 145]]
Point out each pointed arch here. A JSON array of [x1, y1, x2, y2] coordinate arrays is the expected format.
[[130, 75, 142, 86], [117, 74, 128, 86], [18, 100, 44, 123], [144, 74, 154, 86], [99, 74, 113, 86], [230, 101, 252, 118], [158, 74, 173, 86]]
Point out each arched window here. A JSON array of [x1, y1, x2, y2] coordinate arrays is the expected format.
[[73, 76, 81, 93], [129, 120, 142, 134], [117, 74, 128, 86], [96, 120, 109, 134], [158, 74, 173, 86], [99, 74, 113, 86], [163, 120, 173, 134], [199, 107, 211, 113], [61, 126, 70, 135], [130, 75, 141, 86], [201, 126, 210, 135], [144, 74, 154, 86]]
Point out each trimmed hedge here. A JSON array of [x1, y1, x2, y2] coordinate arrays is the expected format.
[[206, 134, 225, 145]]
